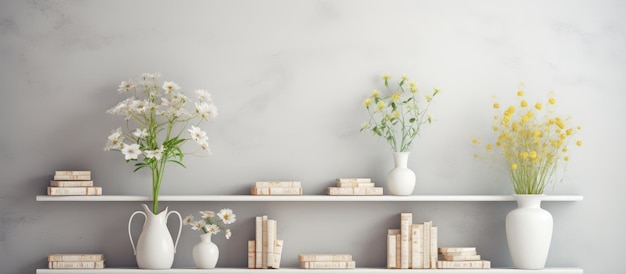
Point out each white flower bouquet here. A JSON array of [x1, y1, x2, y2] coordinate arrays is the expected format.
[[183, 209, 236, 239]]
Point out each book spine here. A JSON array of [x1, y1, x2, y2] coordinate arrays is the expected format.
[[48, 254, 104, 262], [251, 187, 302, 195], [48, 261, 104, 269], [50, 181, 94, 187], [441, 250, 478, 256], [423, 221, 432, 269], [256, 181, 301, 188], [271, 240, 283, 269], [400, 213, 412, 269], [47, 187, 102, 196], [55, 171, 91, 176], [336, 178, 371, 183], [443, 254, 481, 261], [300, 261, 355, 269], [298, 254, 353, 262], [255, 216, 263, 268], [438, 247, 477, 253], [430, 226, 438, 269], [336, 182, 376, 188], [396, 231, 401, 268], [437, 260, 491, 269], [262, 215, 268, 269], [266, 220, 276, 268], [387, 234, 397, 268], [411, 224, 424, 269], [53, 175, 91, 181], [327, 187, 383, 196], [248, 240, 256, 269]]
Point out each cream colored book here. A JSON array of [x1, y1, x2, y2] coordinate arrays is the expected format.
[[443, 254, 481, 261], [255, 216, 263, 268], [55, 171, 91, 176], [47, 187, 102, 196], [50, 180, 94, 187], [298, 254, 352, 262], [387, 234, 397, 268], [336, 182, 376, 188], [400, 213, 412, 269], [437, 260, 491, 269], [262, 215, 268, 269], [441, 250, 478, 256], [256, 181, 301, 188], [248, 240, 256, 269], [251, 187, 302, 195], [430, 226, 438, 269], [48, 254, 104, 262], [423, 221, 432, 269], [439, 247, 477, 253], [327, 187, 383, 196], [396, 230, 401, 267], [48, 261, 104, 269], [300, 261, 355, 269], [411, 224, 424, 269], [266, 220, 277, 268], [336, 178, 371, 183], [53, 174, 91, 181], [270, 240, 283, 269]]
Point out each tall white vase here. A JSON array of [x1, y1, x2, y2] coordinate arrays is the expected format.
[[386, 152, 416, 195], [505, 194, 553, 269], [192, 233, 219, 269], [128, 204, 182, 269]]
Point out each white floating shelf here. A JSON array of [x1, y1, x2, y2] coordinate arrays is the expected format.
[[36, 267, 583, 274], [36, 195, 583, 202]]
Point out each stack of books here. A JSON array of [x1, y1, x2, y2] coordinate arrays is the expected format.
[[248, 215, 284, 269], [387, 213, 438, 269], [298, 254, 355, 269], [327, 178, 383, 196], [48, 171, 101, 196], [437, 247, 491, 269], [48, 254, 105, 269], [251, 181, 302, 195]]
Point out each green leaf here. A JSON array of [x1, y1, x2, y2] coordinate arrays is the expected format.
[[409, 118, 416, 123]]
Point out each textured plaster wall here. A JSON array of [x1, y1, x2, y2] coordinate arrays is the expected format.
[[0, 0, 625, 273]]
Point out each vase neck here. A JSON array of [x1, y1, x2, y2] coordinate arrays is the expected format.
[[392, 152, 411, 168], [200, 233, 213, 242], [514, 194, 544, 208]]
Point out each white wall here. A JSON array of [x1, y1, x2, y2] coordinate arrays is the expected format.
[[1, 0, 624, 273]]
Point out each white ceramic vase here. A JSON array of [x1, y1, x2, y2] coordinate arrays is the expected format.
[[192, 233, 219, 269], [505, 194, 553, 269], [128, 204, 182, 269], [386, 152, 416, 195]]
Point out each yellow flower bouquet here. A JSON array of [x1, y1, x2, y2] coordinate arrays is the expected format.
[[473, 85, 582, 194]]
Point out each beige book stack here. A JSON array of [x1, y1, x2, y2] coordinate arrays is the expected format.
[[48, 171, 102, 196], [437, 247, 491, 269], [327, 178, 383, 196], [298, 254, 355, 269], [387, 213, 438, 269], [48, 254, 105, 269], [251, 181, 302, 195], [248, 215, 283, 269]]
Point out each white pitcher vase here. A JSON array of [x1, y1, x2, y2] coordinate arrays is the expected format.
[[387, 152, 416, 195], [128, 204, 182, 269], [505, 194, 553, 269], [192, 233, 219, 269]]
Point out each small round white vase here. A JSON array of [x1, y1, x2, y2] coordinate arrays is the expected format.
[[386, 152, 416, 196], [192, 233, 219, 269], [505, 194, 553, 269]]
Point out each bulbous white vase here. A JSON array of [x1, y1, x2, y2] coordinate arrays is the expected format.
[[506, 194, 553, 269], [128, 204, 182, 269], [192, 233, 219, 269], [386, 152, 416, 195]]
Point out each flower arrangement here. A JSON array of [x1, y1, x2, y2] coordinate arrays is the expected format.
[[104, 73, 217, 214], [183, 209, 236, 239], [361, 74, 439, 152], [472, 84, 582, 194]]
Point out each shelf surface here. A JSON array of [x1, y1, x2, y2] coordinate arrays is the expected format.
[[36, 267, 583, 274], [36, 194, 583, 202]]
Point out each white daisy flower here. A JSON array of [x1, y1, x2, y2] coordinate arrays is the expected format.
[[121, 143, 141, 160], [191, 220, 206, 231], [162, 81, 180, 94], [195, 89, 212, 103], [144, 146, 164, 160], [118, 80, 135, 93], [183, 215, 194, 225], [217, 208, 236, 224], [205, 224, 220, 234], [225, 229, 232, 239], [188, 126, 208, 144], [104, 128, 124, 151], [133, 128, 148, 139], [200, 211, 215, 219]]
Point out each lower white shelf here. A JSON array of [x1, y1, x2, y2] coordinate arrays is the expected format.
[[36, 267, 583, 274]]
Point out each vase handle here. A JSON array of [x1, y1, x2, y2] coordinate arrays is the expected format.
[[128, 210, 146, 256], [167, 210, 183, 254]]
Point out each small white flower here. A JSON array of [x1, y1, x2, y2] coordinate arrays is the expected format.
[[200, 210, 215, 219], [217, 208, 236, 224], [195, 89, 212, 103], [144, 146, 164, 160], [195, 102, 218, 120], [130, 99, 149, 114], [191, 220, 206, 231], [133, 128, 148, 139], [141, 72, 161, 80], [183, 215, 194, 225], [205, 224, 220, 234], [188, 126, 208, 144], [118, 80, 135, 93], [104, 128, 124, 151], [162, 81, 180, 94], [225, 229, 232, 239], [121, 143, 141, 160]]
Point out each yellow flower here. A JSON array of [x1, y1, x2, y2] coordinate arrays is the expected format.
[[377, 101, 385, 110], [517, 90, 524, 96], [576, 140, 583, 146], [521, 152, 529, 159], [486, 144, 493, 150], [535, 102, 542, 110], [433, 87, 440, 95], [520, 100, 528, 108], [393, 110, 400, 118], [529, 151, 537, 159], [425, 94, 432, 101], [391, 92, 401, 102], [549, 97, 556, 105], [493, 103, 500, 109], [411, 87, 418, 93], [511, 163, 518, 170], [363, 98, 372, 107], [401, 75, 409, 81], [381, 74, 391, 80], [371, 89, 380, 98], [409, 81, 417, 88]]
